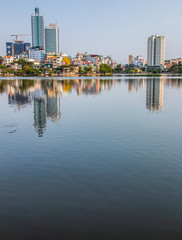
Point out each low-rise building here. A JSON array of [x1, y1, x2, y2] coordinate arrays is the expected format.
[[29, 48, 44, 61], [170, 58, 182, 65], [132, 56, 145, 68], [3, 56, 15, 66], [33, 61, 41, 69], [44, 53, 62, 69], [11, 63, 22, 71]]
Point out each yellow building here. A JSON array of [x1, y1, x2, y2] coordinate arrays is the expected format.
[[62, 56, 71, 65]]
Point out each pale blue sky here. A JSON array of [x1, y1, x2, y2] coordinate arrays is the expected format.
[[0, 0, 182, 63]]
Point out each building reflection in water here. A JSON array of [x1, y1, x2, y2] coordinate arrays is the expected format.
[[8, 93, 31, 109], [47, 94, 61, 122], [34, 97, 46, 137], [33, 80, 61, 136], [4, 79, 115, 137], [7, 80, 32, 110], [45, 80, 61, 122], [146, 78, 164, 112], [127, 78, 146, 92], [128, 79, 134, 92], [3, 77, 182, 136]]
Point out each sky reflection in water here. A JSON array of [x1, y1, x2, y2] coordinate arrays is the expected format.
[[0, 77, 182, 240]]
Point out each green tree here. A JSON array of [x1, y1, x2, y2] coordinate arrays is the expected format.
[[79, 66, 83, 74], [0, 65, 8, 74], [99, 64, 113, 74], [23, 65, 30, 72], [124, 68, 134, 73], [15, 70, 25, 76], [169, 64, 182, 73], [114, 64, 123, 73], [83, 66, 92, 74], [14, 59, 33, 67]]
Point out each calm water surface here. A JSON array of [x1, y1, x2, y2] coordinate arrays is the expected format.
[[0, 77, 182, 240]]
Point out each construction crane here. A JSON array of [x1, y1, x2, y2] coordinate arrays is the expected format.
[[10, 34, 30, 41]]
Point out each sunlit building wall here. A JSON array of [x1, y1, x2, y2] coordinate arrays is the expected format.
[[147, 35, 165, 67], [129, 55, 134, 65]]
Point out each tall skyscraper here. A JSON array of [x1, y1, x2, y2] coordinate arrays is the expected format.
[[147, 35, 165, 67], [45, 24, 59, 54], [31, 7, 44, 49]]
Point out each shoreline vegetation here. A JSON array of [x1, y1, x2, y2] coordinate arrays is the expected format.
[[1, 59, 182, 78]]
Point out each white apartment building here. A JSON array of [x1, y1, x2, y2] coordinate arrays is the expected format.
[[147, 35, 165, 67], [29, 48, 44, 61], [132, 56, 145, 68], [3, 56, 15, 65]]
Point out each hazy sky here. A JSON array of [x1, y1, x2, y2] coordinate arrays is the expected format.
[[0, 0, 182, 63]]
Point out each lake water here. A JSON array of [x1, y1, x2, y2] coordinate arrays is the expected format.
[[0, 77, 182, 240]]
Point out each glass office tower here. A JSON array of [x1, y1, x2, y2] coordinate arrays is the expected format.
[[45, 24, 59, 54], [31, 7, 44, 49]]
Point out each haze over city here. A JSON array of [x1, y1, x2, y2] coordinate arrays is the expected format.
[[1, 0, 182, 63]]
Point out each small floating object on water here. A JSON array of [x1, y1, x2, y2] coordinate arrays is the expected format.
[[8, 130, 17, 134]]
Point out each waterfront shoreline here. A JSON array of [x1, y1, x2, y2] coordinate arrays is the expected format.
[[1, 74, 182, 80], [0, 73, 167, 78]]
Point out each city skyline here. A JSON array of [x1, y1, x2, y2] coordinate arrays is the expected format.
[[0, 0, 182, 63]]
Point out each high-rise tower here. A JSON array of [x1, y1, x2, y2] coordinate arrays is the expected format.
[[147, 35, 165, 67], [45, 24, 59, 54], [129, 55, 134, 65], [31, 7, 44, 49]]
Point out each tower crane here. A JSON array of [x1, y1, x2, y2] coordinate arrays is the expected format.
[[10, 34, 30, 41]]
